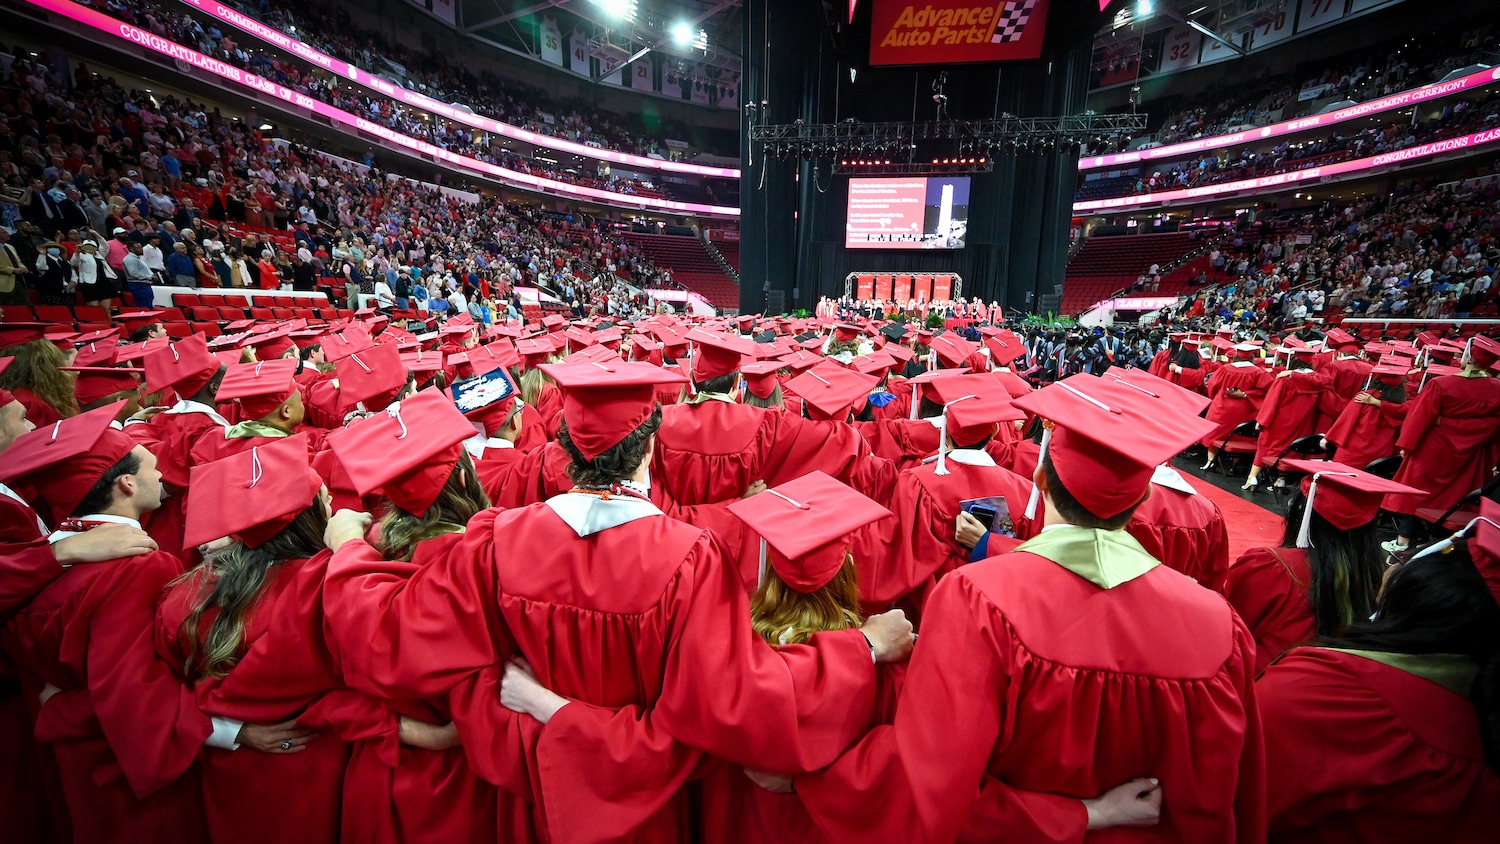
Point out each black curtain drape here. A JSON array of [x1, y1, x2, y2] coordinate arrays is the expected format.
[[740, 0, 1098, 316]]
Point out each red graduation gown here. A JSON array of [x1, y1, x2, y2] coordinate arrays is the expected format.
[[1324, 395, 1408, 471], [1200, 363, 1272, 448], [853, 417, 942, 468], [1126, 481, 1231, 588], [532, 380, 563, 438], [1254, 370, 1336, 467], [798, 538, 1265, 843], [1384, 373, 1500, 516], [1219, 546, 1314, 674], [1259, 648, 1500, 842], [12, 386, 61, 427], [0, 487, 68, 844], [653, 401, 873, 505], [322, 502, 878, 843], [337, 533, 498, 844], [156, 551, 397, 844], [851, 451, 1037, 616], [2, 549, 212, 844], [127, 405, 227, 559]]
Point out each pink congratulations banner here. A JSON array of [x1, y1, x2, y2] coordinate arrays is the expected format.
[[177, 0, 740, 180], [1073, 125, 1500, 213], [1079, 65, 1500, 172], [28, 0, 738, 217]]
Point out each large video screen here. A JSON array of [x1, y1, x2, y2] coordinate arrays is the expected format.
[[846, 176, 970, 250]]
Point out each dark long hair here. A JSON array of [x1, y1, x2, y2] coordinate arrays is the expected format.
[[1328, 539, 1500, 773], [1281, 491, 1385, 637], [175, 502, 329, 680]]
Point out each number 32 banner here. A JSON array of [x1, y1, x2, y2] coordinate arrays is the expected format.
[[868, 0, 1051, 66]]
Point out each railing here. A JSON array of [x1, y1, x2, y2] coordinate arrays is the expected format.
[[699, 229, 739, 283]]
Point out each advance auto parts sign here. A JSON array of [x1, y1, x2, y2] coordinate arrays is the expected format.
[[869, 0, 1050, 66]]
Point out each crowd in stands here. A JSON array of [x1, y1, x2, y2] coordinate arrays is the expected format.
[[1155, 177, 1500, 330], [79, 0, 729, 205], [1145, 18, 1499, 147], [1082, 91, 1500, 202], [0, 48, 685, 321]]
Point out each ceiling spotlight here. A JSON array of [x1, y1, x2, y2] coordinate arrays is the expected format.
[[598, 0, 638, 22]]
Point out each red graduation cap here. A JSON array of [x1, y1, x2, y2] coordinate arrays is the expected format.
[[217, 359, 300, 419], [463, 341, 519, 375], [73, 338, 123, 368], [1010, 375, 1217, 520], [517, 337, 557, 368], [183, 434, 323, 550], [542, 314, 567, 331], [114, 337, 172, 364], [1371, 362, 1409, 383], [244, 328, 298, 361], [400, 349, 446, 376], [290, 330, 326, 350], [1098, 367, 1212, 417], [0, 402, 134, 521], [327, 389, 476, 514], [741, 361, 783, 400], [1465, 334, 1500, 369], [72, 328, 120, 347], [927, 374, 1022, 457], [334, 343, 408, 413], [0, 322, 47, 349], [1323, 327, 1361, 351], [451, 369, 520, 437], [983, 330, 1027, 367], [629, 337, 664, 366], [1280, 459, 1426, 547], [538, 361, 686, 460], [851, 351, 897, 379], [785, 363, 878, 421], [904, 366, 971, 419], [726, 470, 892, 593], [64, 366, 141, 408], [882, 342, 915, 367], [928, 333, 977, 369], [569, 344, 623, 366], [686, 329, 755, 383], [115, 310, 165, 335], [734, 315, 757, 331], [144, 334, 222, 397], [321, 327, 375, 362], [831, 323, 863, 344], [776, 350, 822, 373]]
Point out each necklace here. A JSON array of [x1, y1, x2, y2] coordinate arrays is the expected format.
[[568, 483, 651, 503]]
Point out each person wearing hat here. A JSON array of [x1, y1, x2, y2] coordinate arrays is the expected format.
[[31, 238, 74, 306], [0, 329, 79, 426], [1322, 362, 1411, 471], [157, 435, 402, 844], [118, 310, 168, 344], [123, 334, 229, 558], [1221, 459, 1426, 673], [322, 390, 500, 843], [65, 366, 144, 422], [320, 361, 915, 842], [852, 374, 1038, 614], [653, 337, 884, 507], [739, 361, 785, 410], [790, 375, 1262, 842], [1257, 499, 1500, 839], [0, 406, 267, 843], [1312, 327, 1373, 408], [189, 360, 321, 467], [70, 233, 119, 310], [1197, 344, 1274, 472], [1243, 349, 1336, 492], [1382, 334, 1500, 556]]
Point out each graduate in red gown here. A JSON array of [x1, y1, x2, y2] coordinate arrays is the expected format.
[[1383, 336, 1500, 554], [325, 390, 499, 844], [792, 374, 1264, 844], [1323, 362, 1410, 471], [654, 335, 883, 505], [0, 406, 246, 844], [1199, 347, 1273, 471], [1221, 460, 1426, 673], [1125, 464, 1233, 587], [0, 329, 75, 426], [0, 383, 168, 844], [157, 436, 401, 844], [189, 359, 329, 466], [318, 361, 915, 843], [1310, 328, 1374, 407], [1244, 351, 1335, 491], [852, 374, 1037, 617], [123, 334, 228, 559], [1257, 499, 1500, 841]]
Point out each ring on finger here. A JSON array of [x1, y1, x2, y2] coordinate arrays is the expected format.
[[280, 739, 293, 751]]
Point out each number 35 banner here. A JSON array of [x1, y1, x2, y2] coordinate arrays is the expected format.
[[868, 0, 1052, 66], [540, 17, 564, 67]]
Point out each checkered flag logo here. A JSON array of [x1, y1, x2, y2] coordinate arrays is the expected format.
[[992, 0, 1039, 44]]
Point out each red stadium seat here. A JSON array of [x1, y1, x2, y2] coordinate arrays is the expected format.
[[163, 322, 193, 338], [157, 308, 187, 322], [34, 305, 74, 323], [173, 293, 201, 307], [196, 323, 223, 337], [73, 305, 110, 322], [217, 307, 246, 321], [188, 307, 221, 322], [0, 305, 37, 321], [270, 308, 296, 320], [224, 295, 251, 308], [248, 307, 275, 321], [292, 308, 317, 321]]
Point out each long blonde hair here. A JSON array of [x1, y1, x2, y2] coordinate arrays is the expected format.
[[376, 452, 491, 562], [751, 552, 863, 645]]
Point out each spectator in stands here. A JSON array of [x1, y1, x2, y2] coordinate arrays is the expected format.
[[168, 241, 197, 288]]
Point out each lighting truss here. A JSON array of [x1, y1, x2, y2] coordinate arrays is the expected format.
[[749, 113, 1148, 172]]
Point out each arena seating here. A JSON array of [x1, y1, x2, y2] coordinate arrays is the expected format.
[[1061, 233, 1199, 313], [621, 233, 740, 310]]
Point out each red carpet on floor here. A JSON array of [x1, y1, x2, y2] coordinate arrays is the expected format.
[[1181, 473, 1285, 563]]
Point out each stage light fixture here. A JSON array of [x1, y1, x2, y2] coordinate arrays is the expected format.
[[671, 21, 693, 46], [597, 0, 638, 22], [1136, 0, 1153, 18]]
